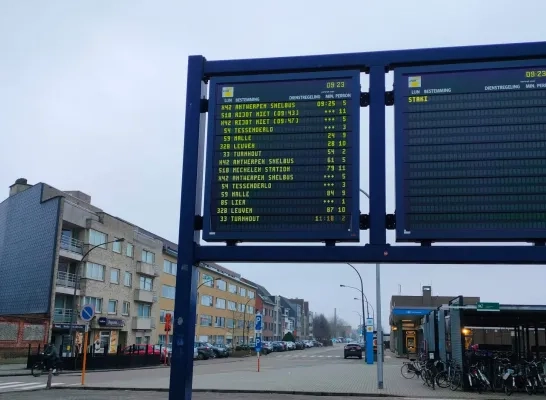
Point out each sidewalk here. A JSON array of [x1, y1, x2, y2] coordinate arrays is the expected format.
[[0, 364, 169, 377]]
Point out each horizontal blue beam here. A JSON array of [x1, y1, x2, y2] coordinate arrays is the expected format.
[[202, 41, 546, 76], [196, 244, 546, 264]]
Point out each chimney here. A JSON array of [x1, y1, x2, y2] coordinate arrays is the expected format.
[[422, 286, 432, 305], [9, 178, 32, 197]]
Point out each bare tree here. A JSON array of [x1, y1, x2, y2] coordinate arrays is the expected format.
[[312, 314, 331, 340]]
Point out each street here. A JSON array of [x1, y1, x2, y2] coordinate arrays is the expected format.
[[0, 346, 536, 399]]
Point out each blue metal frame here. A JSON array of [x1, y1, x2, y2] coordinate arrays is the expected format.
[[202, 71, 361, 242], [172, 42, 546, 400], [394, 58, 546, 242]]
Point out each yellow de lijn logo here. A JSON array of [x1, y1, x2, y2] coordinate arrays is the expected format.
[[408, 76, 421, 88], [222, 87, 234, 98]]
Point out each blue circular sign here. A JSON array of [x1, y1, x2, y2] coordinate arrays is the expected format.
[[80, 304, 95, 322]]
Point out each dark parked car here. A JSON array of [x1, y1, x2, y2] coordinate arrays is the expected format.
[[212, 344, 230, 358], [194, 342, 215, 360], [295, 341, 305, 350], [343, 343, 363, 359], [271, 342, 284, 352]]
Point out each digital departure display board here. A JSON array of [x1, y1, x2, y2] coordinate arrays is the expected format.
[[202, 71, 361, 242], [395, 61, 546, 242]]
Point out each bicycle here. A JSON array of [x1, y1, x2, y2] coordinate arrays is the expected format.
[[31, 355, 62, 377]]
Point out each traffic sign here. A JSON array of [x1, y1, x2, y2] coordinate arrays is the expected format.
[[366, 325, 373, 332], [255, 336, 262, 352], [477, 302, 500, 312], [80, 304, 95, 322], [365, 318, 374, 327], [255, 313, 262, 332]]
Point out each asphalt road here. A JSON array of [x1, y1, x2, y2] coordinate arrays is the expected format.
[[1, 346, 532, 399]]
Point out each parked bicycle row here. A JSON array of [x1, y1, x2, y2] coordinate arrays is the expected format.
[[401, 352, 546, 395]]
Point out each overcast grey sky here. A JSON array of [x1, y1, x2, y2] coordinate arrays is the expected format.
[[2, 0, 546, 330]]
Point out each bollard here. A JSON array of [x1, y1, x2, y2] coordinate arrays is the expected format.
[[46, 368, 53, 389]]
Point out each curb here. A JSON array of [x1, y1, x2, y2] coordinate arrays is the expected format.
[[51, 387, 402, 397], [50, 387, 511, 400]]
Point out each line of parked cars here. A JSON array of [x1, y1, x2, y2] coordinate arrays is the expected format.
[[260, 339, 323, 354]]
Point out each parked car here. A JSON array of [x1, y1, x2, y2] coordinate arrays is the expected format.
[[193, 346, 198, 360], [194, 342, 215, 360], [295, 341, 305, 350], [211, 344, 230, 358], [122, 344, 167, 361], [271, 342, 285, 352], [262, 342, 273, 354], [343, 343, 363, 359]]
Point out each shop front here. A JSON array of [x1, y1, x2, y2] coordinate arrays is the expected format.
[[89, 317, 128, 353]]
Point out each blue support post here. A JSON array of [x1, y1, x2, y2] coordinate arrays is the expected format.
[[368, 65, 387, 245], [366, 328, 374, 364], [169, 55, 206, 400]]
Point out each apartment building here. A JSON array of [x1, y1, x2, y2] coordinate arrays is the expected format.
[[154, 240, 178, 345], [196, 263, 257, 346], [0, 179, 163, 354]]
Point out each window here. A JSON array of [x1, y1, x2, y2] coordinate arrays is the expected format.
[[113, 239, 122, 253], [135, 337, 142, 345], [110, 268, 120, 284], [239, 287, 246, 297], [215, 298, 226, 309], [124, 272, 132, 287], [228, 301, 236, 311], [85, 262, 105, 281], [126, 243, 134, 257], [89, 230, 107, 248], [228, 284, 237, 294], [248, 306, 254, 314], [108, 300, 117, 314], [141, 250, 155, 264], [82, 297, 102, 313], [200, 295, 213, 307], [238, 303, 244, 312], [227, 319, 235, 328], [122, 301, 130, 316], [161, 285, 175, 299], [160, 310, 174, 323], [237, 320, 244, 329], [248, 291, 255, 299], [216, 280, 226, 291], [214, 317, 225, 327], [158, 334, 173, 345], [200, 315, 212, 326], [163, 260, 177, 275], [202, 274, 213, 287], [139, 276, 153, 291], [137, 303, 151, 318]]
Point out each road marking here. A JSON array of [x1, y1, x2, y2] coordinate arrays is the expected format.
[[0, 381, 65, 392]]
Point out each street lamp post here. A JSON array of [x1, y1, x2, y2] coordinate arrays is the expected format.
[[359, 188, 384, 389], [354, 297, 374, 321], [67, 238, 125, 357], [340, 283, 369, 319]]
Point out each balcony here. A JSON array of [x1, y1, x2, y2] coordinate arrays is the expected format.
[[132, 317, 152, 330], [53, 308, 74, 324], [134, 289, 154, 303], [136, 261, 158, 277], [59, 235, 83, 261], [55, 271, 80, 295]]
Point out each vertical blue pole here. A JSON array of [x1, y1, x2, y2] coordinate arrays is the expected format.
[[368, 66, 387, 245], [169, 55, 206, 400], [366, 326, 374, 364]]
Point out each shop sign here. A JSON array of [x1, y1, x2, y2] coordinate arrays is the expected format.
[[97, 317, 125, 328]]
